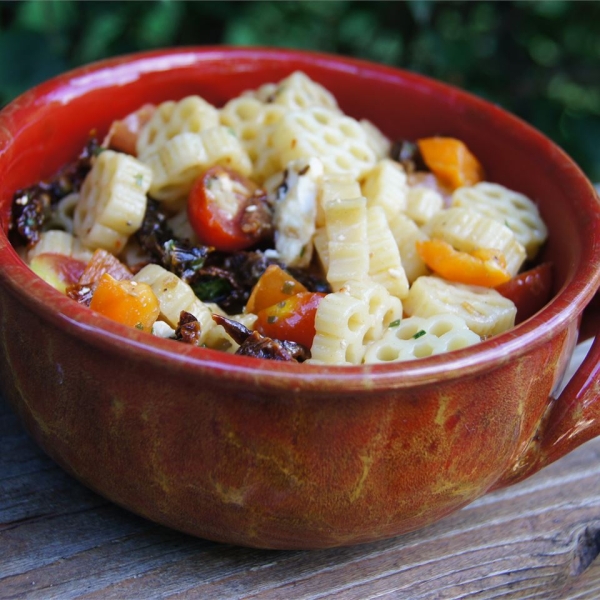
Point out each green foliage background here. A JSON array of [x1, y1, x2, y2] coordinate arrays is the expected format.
[[1, 0, 599, 180]]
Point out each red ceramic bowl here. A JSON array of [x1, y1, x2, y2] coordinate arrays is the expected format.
[[1, 47, 600, 550]]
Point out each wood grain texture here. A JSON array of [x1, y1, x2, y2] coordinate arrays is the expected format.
[[1, 389, 599, 600]]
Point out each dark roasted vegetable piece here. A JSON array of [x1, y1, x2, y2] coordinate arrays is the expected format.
[[389, 139, 428, 173], [189, 265, 235, 305], [197, 251, 272, 313], [163, 240, 210, 282], [287, 265, 331, 295], [212, 314, 310, 362], [135, 198, 174, 258], [135, 198, 211, 282], [174, 311, 203, 346], [66, 284, 94, 306], [9, 137, 101, 247], [237, 332, 310, 362]]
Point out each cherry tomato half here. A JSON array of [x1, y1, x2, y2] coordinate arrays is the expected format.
[[187, 166, 271, 252], [256, 292, 326, 349], [495, 262, 553, 324]]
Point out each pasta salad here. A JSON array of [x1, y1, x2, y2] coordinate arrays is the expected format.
[[9, 71, 551, 364]]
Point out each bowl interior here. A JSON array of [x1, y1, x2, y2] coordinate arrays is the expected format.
[[0, 47, 599, 386]]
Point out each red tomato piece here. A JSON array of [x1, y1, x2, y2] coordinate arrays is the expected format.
[[187, 166, 271, 252], [103, 104, 156, 156], [495, 262, 553, 324], [255, 292, 326, 349]]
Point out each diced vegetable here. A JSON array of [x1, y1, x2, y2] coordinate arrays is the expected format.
[[78, 248, 133, 286], [89, 273, 160, 332], [245, 264, 307, 314], [255, 292, 326, 348], [495, 262, 553, 323], [103, 104, 156, 156], [29, 253, 87, 294], [417, 137, 484, 191], [416, 238, 511, 287], [187, 165, 272, 252]]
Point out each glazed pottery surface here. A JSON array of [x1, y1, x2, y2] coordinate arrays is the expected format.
[[1, 48, 600, 549]]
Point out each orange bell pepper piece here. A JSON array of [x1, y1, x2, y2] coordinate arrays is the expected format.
[[416, 239, 511, 287], [417, 137, 485, 190], [246, 264, 307, 314], [89, 273, 160, 332]]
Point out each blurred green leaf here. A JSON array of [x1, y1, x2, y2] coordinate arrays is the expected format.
[[74, 10, 127, 64], [15, 0, 77, 33], [135, 1, 184, 48], [0, 30, 67, 102], [0, 0, 597, 180]]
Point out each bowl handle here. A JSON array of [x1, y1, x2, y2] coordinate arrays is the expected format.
[[492, 332, 600, 490]]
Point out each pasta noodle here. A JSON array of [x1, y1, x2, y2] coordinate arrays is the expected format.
[[323, 196, 369, 291], [316, 173, 362, 227], [27, 230, 75, 260], [363, 314, 480, 363], [44, 192, 80, 234], [423, 207, 527, 277], [360, 119, 392, 161], [361, 159, 408, 220], [404, 187, 443, 225], [309, 279, 402, 365], [387, 212, 430, 284], [137, 95, 220, 161], [404, 275, 517, 337], [268, 71, 340, 112], [451, 182, 547, 259], [270, 106, 377, 179], [73, 150, 151, 254], [219, 96, 286, 178], [133, 264, 197, 327], [366, 206, 409, 299]]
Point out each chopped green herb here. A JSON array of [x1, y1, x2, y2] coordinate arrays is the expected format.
[[135, 323, 144, 330], [191, 276, 231, 303], [267, 315, 277, 324], [413, 330, 426, 339], [388, 319, 401, 328], [134, 173, 144, 187]]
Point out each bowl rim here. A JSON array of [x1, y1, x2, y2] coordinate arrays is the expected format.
[[1, 45, 600, 394]]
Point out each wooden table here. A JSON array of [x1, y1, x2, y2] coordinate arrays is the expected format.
[[2, 343, 600, 599]]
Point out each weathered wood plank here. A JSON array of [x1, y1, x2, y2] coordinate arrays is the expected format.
[[1, 379, 599, 599]]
